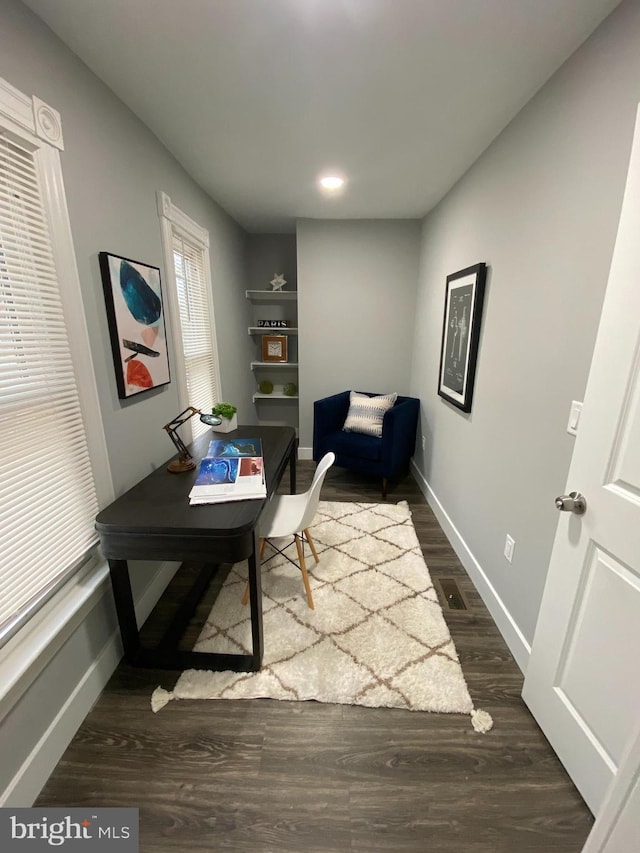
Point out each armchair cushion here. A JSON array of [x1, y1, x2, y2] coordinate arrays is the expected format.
[[327, 429, 383, 462], [342, 391, 397, 437]]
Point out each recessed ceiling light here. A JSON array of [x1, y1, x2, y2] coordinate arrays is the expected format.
[[319, 175, 345, 191]]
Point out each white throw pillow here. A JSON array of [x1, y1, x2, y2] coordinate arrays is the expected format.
[[342, 391, 398, 438]]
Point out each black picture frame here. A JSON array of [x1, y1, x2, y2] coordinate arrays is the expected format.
[[99, 252, 171, 399], [437, 262, 487, 412]]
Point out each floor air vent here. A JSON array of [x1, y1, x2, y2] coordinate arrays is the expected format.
[[436, 578, 469, 611]]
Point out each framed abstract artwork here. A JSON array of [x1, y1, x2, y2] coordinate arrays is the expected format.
[[437, 262, 487, 412], [99, 252, 171, 399]]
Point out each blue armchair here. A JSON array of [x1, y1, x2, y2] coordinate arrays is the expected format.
[[313, 390, 420, 498]]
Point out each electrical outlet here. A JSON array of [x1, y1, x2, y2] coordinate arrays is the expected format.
[[504, 534, 515, 563]]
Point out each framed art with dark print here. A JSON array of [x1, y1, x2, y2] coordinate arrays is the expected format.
[[437, 262, 487, 412]]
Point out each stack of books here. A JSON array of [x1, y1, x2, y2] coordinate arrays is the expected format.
[[189, 437, 266, 505]]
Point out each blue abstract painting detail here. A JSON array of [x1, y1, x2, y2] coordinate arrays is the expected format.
[[119, 260, 161, 325], [196, 457, 239, 485], [209, 439, 261, 457]]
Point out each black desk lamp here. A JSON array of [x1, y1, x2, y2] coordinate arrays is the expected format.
[[163, 406, 222, 473]]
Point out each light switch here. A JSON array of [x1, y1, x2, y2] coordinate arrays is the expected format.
[[567, 400, 583, 436]]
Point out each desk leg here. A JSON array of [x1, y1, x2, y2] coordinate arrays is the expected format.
[[108, 559, 141, 663], [247, 528, 264, 670], [290, 439, 297, 494], [109, 555, 263, 673]]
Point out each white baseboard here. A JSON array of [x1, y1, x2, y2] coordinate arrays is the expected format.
[[410, 461, 531, 674], [2, 560, 178, 806], [298, 446, 313, 460]]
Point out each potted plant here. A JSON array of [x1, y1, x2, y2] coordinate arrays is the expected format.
[[211, 402, 238, 433]]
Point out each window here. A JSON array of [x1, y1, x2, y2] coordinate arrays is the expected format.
[[0, 79, 112, 648], [158, 192, 221, 439]]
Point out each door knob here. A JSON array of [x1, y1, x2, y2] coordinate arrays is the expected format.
[[555, 491, 587, 515]]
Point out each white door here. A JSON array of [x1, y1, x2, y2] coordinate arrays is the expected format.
[[582, 720, 640, 852], [522, 105, 640, 817]]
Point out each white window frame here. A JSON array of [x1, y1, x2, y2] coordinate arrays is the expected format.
[[0, 77, 113, 714], [157, 191, 222, 442]]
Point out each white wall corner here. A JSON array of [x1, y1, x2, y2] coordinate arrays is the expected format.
[[298, 445, 313, 460], [410, 460, 532, 674]]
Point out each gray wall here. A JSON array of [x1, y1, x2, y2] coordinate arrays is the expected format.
[[1, 0, 252, 499], [246, 234, 297, 292], [0, 0, 250, 804], [409, 0, 640, 651], [296, 219, 421, 450]]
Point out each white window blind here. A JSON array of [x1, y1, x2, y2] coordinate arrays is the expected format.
[[0, 132, 99, 645], [171, 230, 220, 438]]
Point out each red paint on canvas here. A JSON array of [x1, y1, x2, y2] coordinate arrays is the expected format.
[[127, 358, 153, 389]]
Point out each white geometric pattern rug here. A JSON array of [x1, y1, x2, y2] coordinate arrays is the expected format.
[[152, 501, 493, 733]]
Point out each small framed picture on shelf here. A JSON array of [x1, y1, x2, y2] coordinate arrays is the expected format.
[[262, 334, 288, 362]]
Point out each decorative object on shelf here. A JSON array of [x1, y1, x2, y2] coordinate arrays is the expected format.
[[283, 382, 297, 397], [162, 405, 222, 473], [270, 273, 286, 291], [99, 252, 171, 399], [259, 380, 274, 394], [437, 262, 487, 413], [262, 334, 288, 363], [211, 402, 238, 433], [257, 319, 289, 328]]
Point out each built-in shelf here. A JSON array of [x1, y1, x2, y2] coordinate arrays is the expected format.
[[251, 361, 298, 369], [247, 285, 298, 428], [246, 289, 297, 301], [248, 326, 298, 335], [253, 392, 299, 401]]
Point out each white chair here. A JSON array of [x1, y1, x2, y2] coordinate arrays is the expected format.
[[242, 452, 335, 610]]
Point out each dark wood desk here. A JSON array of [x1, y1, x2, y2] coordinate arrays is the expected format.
[[95, 425, 296, 672]]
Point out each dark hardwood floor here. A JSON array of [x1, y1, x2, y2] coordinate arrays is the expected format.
[[37, 463, 594, 851]]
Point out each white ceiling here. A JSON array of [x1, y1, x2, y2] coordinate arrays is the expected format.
[[24, 0, 621, 233]]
